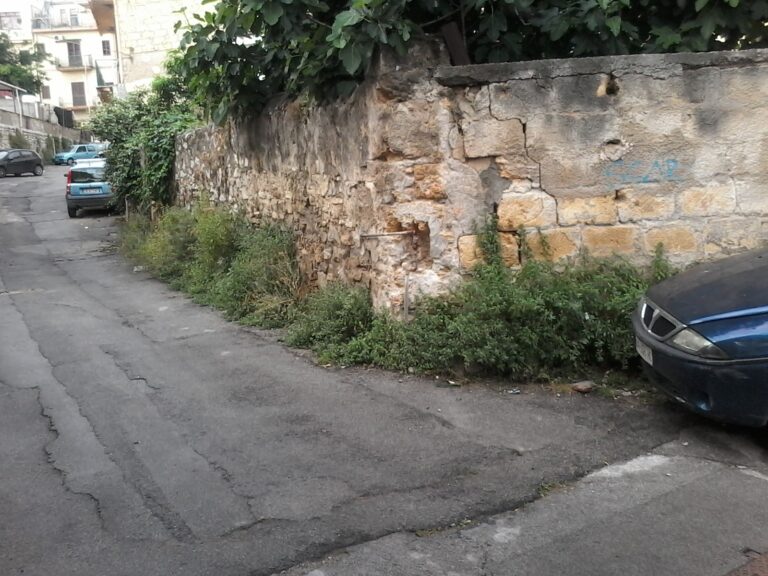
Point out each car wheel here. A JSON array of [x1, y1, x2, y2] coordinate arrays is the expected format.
[[0, 167, 5, 177], [67, 158, 74, 166], [67, 206, 78, 218], [33, 165, 43, 176]]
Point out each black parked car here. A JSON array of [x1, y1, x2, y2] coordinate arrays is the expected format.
[[633, 248, 768, 426], [0, 149, 44, 177]]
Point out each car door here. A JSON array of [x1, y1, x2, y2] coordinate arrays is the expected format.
[[21, 151, 35, 173], [74, 145, 87, 160], [85, 145, 96, 158], [6, 151, 23, 174]]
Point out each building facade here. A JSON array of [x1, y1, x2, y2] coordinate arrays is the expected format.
[[88, 0, 205, 90], [0, 1, 118, 125]]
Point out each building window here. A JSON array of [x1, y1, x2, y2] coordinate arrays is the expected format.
[[71, 82, 86, 107], [0, 12, 22, 30], [41, 85, 51, 100], [69, 8, 79, 27], [66, 41, 82, 67], [102, 40, 111, 56]]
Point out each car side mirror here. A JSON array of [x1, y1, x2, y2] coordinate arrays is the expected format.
[[64, 173, 68, 177]]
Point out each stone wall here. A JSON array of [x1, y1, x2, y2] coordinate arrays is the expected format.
[[175, 46, 768, 309], [0, 109, 84, 153]]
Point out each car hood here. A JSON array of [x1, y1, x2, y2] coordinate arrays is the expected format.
[[647, 248, 768, 325]]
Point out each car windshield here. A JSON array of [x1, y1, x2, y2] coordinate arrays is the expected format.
[[71, 167, 106, 183]]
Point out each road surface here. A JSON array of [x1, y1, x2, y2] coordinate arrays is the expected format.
[[1, 168, 766, 576]]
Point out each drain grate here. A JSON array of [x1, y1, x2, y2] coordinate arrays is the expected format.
[[725, 554, 768, 576]]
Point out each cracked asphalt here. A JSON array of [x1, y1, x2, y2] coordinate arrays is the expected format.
[[1, 169, 767, 576]]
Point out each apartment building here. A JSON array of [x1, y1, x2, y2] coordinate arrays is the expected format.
[[0, 1, 118, 124], [88, 0, 205, 89]]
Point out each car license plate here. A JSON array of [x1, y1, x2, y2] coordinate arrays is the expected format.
[[81, 188, 101, 195], [636, 338, 653, 366]]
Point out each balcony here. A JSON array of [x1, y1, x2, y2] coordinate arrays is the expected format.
[[32, 13, 98, 31], [56, 55, 94, 71]]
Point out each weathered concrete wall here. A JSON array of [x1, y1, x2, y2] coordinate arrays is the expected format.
[[176, 46, 768, 309], [0, 109, 84, 154]]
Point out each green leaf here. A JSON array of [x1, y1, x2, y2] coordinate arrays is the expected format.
[[606, 15, 621, 36], [334, 9, 363, 29], [695, 0, 709, 11], [339, 43, 362, 75], [261, 1, 284, 25]]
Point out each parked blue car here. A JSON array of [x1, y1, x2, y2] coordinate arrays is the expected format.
[[633, 248, 768, 426], [53, 143, 105, 166], [65, 159, 113, 218]]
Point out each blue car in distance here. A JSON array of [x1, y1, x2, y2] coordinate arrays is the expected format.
[[633, 248, 768, 426], [65, 158, 113, 218], [53, 143, 105, 165]]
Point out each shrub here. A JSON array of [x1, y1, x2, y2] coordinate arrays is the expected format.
[[183, 207, 241, 295], [137, 207, 196, 281], [8, 129, 29, 149], [318, 240, 675, 380], [42, 135, 55, 164], [210, 224, 302, 327], [121, 206, 304, 327], [121, 203, 675, 381], [286, 284, 373, 361]]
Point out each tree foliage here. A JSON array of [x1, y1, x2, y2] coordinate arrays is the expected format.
[[0, 32, 47, 94], [88, 59, 199, 210], [177, 0, 768, 121]]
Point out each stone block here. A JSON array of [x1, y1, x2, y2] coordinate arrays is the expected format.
[[411, 164, 445, 200], [458, 234, 483, 270], [582, 226, 638, 257], [679, 184, 736, 217], [499, 232, 520, 267], [557, 195, 617, 226], [378, 101, 439, 159], [461, 117, 526, 158], [617, 190, 675, 222], [497, 191, 557, 230], [704, 217, 767, 257], [496, 156, 540, 186], [458, 232, 519, 269], [735, 182, 768, 215], [525, 229, 581, 261], [643, 225, 699, 255]]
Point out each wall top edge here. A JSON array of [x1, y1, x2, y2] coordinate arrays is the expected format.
[[435, 47, 768, 86]]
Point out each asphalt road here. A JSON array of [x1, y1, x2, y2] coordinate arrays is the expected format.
[[1, 169, 767, 576]]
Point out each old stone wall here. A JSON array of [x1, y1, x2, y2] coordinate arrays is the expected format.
[[176, 46, 768, 309]]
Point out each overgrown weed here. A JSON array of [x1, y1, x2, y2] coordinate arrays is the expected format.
[[121, 206, 676, 381]]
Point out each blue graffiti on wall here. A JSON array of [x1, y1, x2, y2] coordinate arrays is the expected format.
[[603, 159, 682, 186]]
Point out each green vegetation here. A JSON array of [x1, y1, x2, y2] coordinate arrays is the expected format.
[[123, 207, 303, 327], [0, 32, 46, 94], [124, 208, 674, 381], [88, 56, 199, 211], [8, 129, 29, 150], [177, 0, 768, 121], [42, 135, 56, 164]]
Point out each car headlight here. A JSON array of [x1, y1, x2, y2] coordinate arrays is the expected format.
[[670, 328, 729, 359]]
